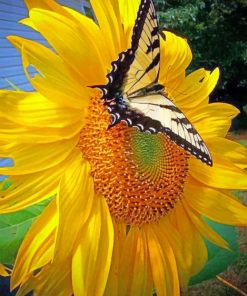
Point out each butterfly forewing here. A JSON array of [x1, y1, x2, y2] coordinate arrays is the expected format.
[[96, 0, 159, 100], [122, 0, 160, 96]]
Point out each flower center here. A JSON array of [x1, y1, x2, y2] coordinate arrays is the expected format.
[[78, 95, 189, 225]]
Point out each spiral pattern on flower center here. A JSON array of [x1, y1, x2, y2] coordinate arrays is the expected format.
[[78, 95, 189, 225]]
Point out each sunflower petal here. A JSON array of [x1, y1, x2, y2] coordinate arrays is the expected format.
[[189, 154, 247, 189], [8, 35, 91, 110], [159, 31, 192, 89], [14, 152, 95, 295], [118, 0, 139, 31], [24, 0, 71, 15], [11, 199, 57, 290], [54, 153, 95, 258], [166, 204, 208, 287], [207, 137, 247, 169], [185, 178, 247, 225], [91, 0, 126, 61], [0, 151, 73, 213], [173, 68, 219, 110], [0, 90, 83, 128], [182, 200, 229, 250], [0, 264, 10, 276], [0, 115, 82, 143], [190, 103, 239, 138], [104, 222, 126, 296], [159, 219, 190, 287], [72, 196, 114, 296], [116, 226, 153, 296], [146, 224, 180, 296], [15, 261, 73, 296], [28, 8, 106, 85], [118, 0, 139, 44], [62, 7, 111, 74], [0, 136, 79, 175]]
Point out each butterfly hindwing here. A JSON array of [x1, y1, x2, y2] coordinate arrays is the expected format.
[[128, 94, 212, 166]]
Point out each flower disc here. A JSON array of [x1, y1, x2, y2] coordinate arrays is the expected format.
[[78, 96, 189, 225]]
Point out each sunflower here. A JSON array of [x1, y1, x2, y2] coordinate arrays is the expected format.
[[0, 0, 247, 295], [0, 264, 10, 277]]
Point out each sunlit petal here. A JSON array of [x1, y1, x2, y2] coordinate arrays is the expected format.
[[0, 0, 246, 295]]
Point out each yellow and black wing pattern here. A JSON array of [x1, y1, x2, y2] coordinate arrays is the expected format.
[[122, 0, 159, 95], [93, 0, 213, 166], [95, 0, 159, 100]]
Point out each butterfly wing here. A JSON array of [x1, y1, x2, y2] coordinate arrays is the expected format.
[[97, 0, 159, 100], [122, 0, 160, 95], [95, 0, 212, 166], [126, 94, 213, 166]]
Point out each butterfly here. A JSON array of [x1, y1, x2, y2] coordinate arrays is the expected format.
[[92, 0, 213, 166]]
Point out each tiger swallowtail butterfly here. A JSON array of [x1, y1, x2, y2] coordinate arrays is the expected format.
[[92, 0, 213, 166]]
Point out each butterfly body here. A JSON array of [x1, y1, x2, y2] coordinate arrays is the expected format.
[[92, 0, 213, 166]]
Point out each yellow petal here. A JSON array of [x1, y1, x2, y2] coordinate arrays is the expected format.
[[173, 68, 219, 110], [159, 219, 191, 287], [118, 0, 140, 44], [0, 151, 75, 213], [207, 137, 247, 169], [159, 31, 192, 90], [190, 103, 239, 138], [0, 90, 83, 128], [29, 8, 106, 85], [63, 7, 112, 73], [104, 222, 127, 296], [14, 152, 95, 295], [91, 0, 126, 62], [8, 35, 91, 110], [24, 0, 66, 12], [11, 199, 57, 290], [189, 154, 247, 189], [15, 261, 73, 296], [23, 1, 111, 71], [54, 155, 94, 259], [117, 226, 153, 296], [182, 200, 229, 249], [72, 196, 114, 296], [146, 224, 180, 296], [0, 115, 82, 144], [166, 204, 208, 284], [0, 135, 79, 175], [22, 0, 94, 38], [0, 264, 10, 276], [118, 0, 139, 30], [185, 178, 247, 225]]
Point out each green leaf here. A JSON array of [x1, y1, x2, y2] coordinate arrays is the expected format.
[[189, 218, 239, 285], [0, 199, 51, 265], [238, 140, 247, 148]]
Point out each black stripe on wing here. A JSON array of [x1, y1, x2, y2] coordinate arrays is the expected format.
[[108, 104, 212, 167], [162, 127, 212, 166], [91, 0, 159, 100], [107, 104, 163, 133], [123, 0, 160, 95], [131, 0, 156, 51]]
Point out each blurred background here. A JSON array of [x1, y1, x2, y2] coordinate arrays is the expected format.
[[0, 0, 246, 295]]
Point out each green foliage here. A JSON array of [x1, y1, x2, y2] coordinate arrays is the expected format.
[[155, 0, 247, 130], [0, 200, 50, 265], [190, 218, 239, 285]]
